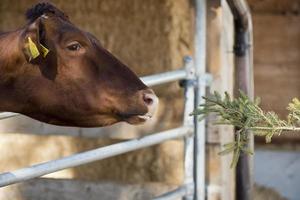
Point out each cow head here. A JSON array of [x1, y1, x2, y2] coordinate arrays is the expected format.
[[0, 3, 158, 127]]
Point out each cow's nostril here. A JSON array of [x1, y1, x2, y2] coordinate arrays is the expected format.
[[143, 93, 154, 106], [133, 89, 159, 121], [140, 89, 159, 117]]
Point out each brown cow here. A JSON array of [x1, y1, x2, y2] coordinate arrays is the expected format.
[[0, 3, 158, 127]]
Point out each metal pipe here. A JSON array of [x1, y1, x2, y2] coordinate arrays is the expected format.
[[153, 186, 188, 200], [141, 69, 187, 87], [226, 0, 254, 200], [0, 112, 19, 120], [194, 0, 207, 199], [182, 56, 196, 200], [152, 57, 198, 200], [0, 126, 192, 187]]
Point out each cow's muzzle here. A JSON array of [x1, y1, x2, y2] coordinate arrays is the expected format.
[[138, 89, 158, 120], [123, 89, 159, 124]]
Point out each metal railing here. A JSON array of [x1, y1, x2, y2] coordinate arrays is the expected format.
[[0, 112, 18, 120], [0, 56, 206, 200], [0, 0, 208, 198], [0, 127, 191, 187]]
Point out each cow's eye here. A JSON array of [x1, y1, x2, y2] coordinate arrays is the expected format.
[[67, 42, 81, 51]]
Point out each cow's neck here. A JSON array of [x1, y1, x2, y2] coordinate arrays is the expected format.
[[0, 30, 26, 112]]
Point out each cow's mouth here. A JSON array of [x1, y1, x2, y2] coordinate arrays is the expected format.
[[137, 114, 152, 120], [118, 113, 153, 125]]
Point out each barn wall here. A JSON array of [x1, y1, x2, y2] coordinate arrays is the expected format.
[[253, 15, 300, 117], [206, 1, 235, 199], [0, 0, 194, 184], [248, 0, 300, 14], [247, 0, 300, 141], [248, 0, 300, 199]]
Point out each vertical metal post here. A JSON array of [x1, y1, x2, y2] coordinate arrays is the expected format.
[[183, 56, 196, 200], [226, 1, 254, 199], [194, 0, 207, 200]]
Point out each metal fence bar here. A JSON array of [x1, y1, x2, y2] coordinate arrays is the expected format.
[[194, 0, 207, 199], [0, 112, 19, 120], [0, 126, 192, 187], [141, 69, 187, 87], [182, 56, 196, 200], [153, 186, 187, 200]]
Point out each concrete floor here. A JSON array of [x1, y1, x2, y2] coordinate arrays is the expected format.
[[255, 149, 300, 200]]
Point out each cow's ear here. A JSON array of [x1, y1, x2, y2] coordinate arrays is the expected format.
[[23, 18, 50, 62]]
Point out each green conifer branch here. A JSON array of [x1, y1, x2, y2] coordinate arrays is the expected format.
[[191, 91, 300, 168]]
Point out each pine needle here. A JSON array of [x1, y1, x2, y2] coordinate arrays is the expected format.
[[191, 91, 300, 168]]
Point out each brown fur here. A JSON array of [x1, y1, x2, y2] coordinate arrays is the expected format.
[[0, 3, 156, 127]]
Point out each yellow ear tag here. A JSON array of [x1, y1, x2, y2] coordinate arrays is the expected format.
[[40, 43, 50, 58], [27, 37, 40, 59]]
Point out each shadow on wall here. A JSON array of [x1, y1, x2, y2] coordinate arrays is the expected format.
[[0, 133, 183, 184], [68, 137, 184, 184], [0, 179, 287, 200], [0, 178, 178, 200]]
